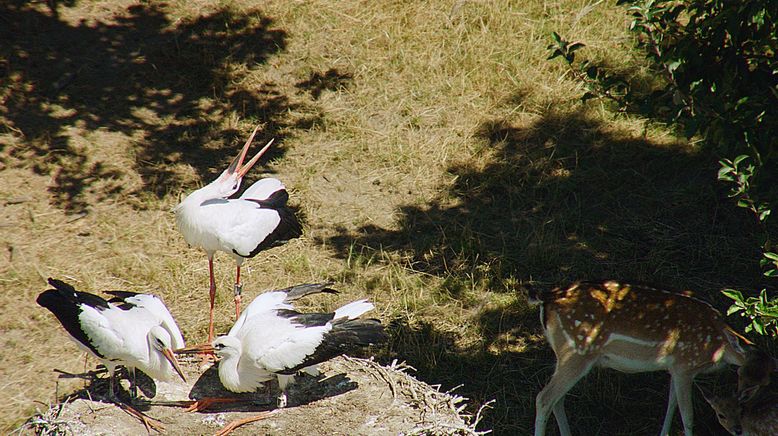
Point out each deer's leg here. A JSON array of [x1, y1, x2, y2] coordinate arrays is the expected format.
[[660, 379, 677, 436], [535, 353, 596, 436], [670, 371, 695, 436], [552, 397, 571, 436]]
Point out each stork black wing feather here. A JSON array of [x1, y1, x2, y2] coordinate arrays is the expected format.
[[280, 282, 338, 302], [276, 318, 386, 375], [234, 206, 303, 259], [247, 189, 289, 208], [46, 278, 110, 310], [103, 290, 142, 310], [37, 279, 109, 358], [276, 309, 335, 327]]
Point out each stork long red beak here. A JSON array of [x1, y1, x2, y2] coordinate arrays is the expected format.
[[174, 344, 216, 355], [162, 348, 188, 382], [226, 126, 275, 178]]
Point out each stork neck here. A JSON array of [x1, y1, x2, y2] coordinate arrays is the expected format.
[[177, 182, 222, 210], [143, 341, 167, 381], [217, 352, 247, 392]]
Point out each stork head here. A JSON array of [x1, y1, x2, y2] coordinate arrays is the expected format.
[[212, 335, 242, 360], [148, 326, 187, 382], [172, 336, 241, 359], [212, 126, 274, 198]]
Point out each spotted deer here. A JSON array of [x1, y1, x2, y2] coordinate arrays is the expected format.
[[736, 349, 776, 403], [701, 383, 778, 436], [530, 280, 759, 436]]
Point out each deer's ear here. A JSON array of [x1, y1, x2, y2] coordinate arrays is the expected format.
[[737, 384, 761, 403], [695, 383, 714, 403]]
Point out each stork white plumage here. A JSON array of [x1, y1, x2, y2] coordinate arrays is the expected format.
[[174, 126, 303, 342], [177, 283, 386, 411], [36, 278, 187, 399]]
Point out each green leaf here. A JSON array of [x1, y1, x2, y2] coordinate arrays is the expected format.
[[727, 304, 743, 315], [721, 288, 744, 301], [717, 163, 734, 180], [754, 320, 766, 335], [761, 308, 778, 317], [547, 50, 562, 60], [764, 252, 778, 261], [568, 42, 586, 53], [733, 155, 750, 166], [551, 32, 562, 44], [667, 59, 682, 72]]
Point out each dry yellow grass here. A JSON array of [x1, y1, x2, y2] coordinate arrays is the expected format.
[[1, 0, 768, 434]]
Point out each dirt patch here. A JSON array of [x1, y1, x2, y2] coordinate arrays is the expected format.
[[17, 357, 490, 435]]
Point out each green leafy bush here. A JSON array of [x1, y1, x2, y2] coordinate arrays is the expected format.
[[722, 288, 778, 336], [549, 0, 778, 337]]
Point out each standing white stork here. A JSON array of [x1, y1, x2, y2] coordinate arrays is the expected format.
[[175, 126, 303, 342], [177, 283, 386, 412], [37, 278, 187, 430]]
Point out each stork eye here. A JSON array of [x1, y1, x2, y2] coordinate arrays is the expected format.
[[214, 343, 225, 350], [232, 183, 238, 190]]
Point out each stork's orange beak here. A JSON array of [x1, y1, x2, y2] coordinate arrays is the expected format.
[[226, 125, 274, 178], [162, 348, 187, 383], [174, 344, 215, 355]]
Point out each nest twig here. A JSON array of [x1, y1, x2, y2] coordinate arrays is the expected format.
[[342, 356, 493, 435]]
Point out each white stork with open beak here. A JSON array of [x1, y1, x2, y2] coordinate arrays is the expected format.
[[175, 126, 303, 342], [37, 278, 187, 397], [177, 283, 386, 411]]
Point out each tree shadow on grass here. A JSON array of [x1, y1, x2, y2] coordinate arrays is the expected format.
[[1, 1, 320, 212], [326, 107, 767, 434], [295, 68, 354, 100], [326, 107, 767, 293]]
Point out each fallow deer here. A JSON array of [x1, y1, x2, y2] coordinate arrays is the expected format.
[[701, 382, 778, 436], [530, 280, 758, 436], [736, 349, 776, 402]]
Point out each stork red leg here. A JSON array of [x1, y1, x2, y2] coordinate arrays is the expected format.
[[184, 397, 241, 413], [208, 256, 216, 343], [234, 265, 242, 319], [115, 401, 166, 433], [215, 411, 277, 436]]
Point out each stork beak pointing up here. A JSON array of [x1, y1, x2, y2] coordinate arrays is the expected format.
[[226, 126, 275, 178], [162, 348, 188, 382]]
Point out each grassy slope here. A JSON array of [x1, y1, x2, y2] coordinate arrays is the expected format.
[[0, 0, 771, 433]]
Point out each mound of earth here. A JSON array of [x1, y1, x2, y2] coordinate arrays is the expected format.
[[19, 357, 490, 435]]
